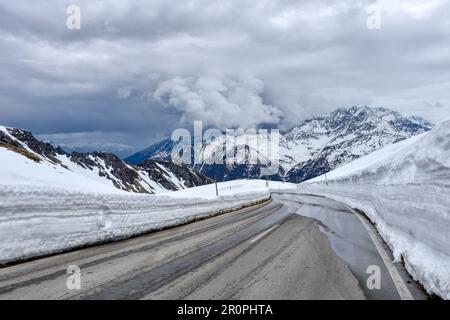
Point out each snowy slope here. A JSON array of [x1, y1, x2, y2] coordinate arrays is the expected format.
[[0, 142, 123, 193], [127, 106, 433, 182], [302, 120, 450, 299], [0, 126, 212, 194], [0, 180, 280, 264]]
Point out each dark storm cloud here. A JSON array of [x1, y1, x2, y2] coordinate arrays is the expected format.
[[0, 0, 449, 153]]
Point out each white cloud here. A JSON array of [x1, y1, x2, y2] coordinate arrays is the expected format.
[[153, 76, 283, 129], [378, 0, 447, 20]]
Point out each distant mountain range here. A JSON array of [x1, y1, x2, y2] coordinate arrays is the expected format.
[[0, 126, 213, 194], [126, 106, 434, 182], [1, 106, 433, 192], [44, 142, 135, 160]]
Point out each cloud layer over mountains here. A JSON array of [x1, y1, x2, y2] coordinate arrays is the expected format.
[[0, 0, 449, 151]]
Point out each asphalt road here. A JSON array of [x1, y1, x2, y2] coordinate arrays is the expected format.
[[0, 192, 427, 300]]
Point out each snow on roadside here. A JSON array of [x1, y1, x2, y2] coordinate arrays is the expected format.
[[171, 179, 297, 199], [302, 120, 450, 299], [0, 180, 280, 265]]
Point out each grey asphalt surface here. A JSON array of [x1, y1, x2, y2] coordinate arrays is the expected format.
[[0, 192, 427, 300]]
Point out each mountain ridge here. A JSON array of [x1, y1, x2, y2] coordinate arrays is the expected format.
[[0, 126, 213, 194], [126, 106, 433, 182]]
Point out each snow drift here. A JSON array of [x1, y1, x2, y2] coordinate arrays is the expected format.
[[303, 120, 450, 299], [0, 181, 274, 265]]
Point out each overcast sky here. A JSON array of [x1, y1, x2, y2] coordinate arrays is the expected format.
[[0, 0, 449, 155]]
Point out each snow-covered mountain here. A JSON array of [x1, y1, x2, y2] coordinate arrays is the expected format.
[[126, 139, 176, 164], [126, 106, 433, 182], [0, 126, 213, 194]]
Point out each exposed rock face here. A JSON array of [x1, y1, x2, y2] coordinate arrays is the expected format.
[[5, 128, 63, 164], [139, 159, 214, 190]]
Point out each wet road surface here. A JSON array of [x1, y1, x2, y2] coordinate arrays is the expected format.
[[0, 192, 427, 300]]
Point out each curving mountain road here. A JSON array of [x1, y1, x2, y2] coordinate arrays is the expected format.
[[0, 192, 427, 300]]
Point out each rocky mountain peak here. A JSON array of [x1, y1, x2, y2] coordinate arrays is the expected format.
[[128, 106, 433, 183]]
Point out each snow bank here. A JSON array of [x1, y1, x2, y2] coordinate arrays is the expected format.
[[171, 179, 297, 199], [0, 180, 272, 265], [303, 120, 450, 299]]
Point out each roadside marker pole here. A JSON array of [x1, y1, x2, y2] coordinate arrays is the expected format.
[[215, 180, 219, 197]]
